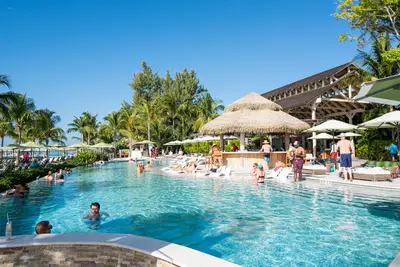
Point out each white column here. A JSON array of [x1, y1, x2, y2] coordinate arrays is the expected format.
[[240, 133, 245, 152], [348, 84, 352, 99], [311, 103, 317, 157], [220, 134, 224, 151]]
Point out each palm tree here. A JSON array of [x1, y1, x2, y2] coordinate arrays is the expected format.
[[120, 111, 145, 153], [67, 116, 86, 143], [0, 115, 12, 147], [102, 111, 122, 157], [137, 98, 159, 140], [356, 34, 399, 78], [193, 93, 224, 132], [34, 109, 66, 145], [0, 75, 10, 88], [82, 112, 99, 145], [8, 93, 35, 144]]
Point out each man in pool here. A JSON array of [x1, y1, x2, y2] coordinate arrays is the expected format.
[[82, 202, 109, 221], [35, 221, 52, 234]]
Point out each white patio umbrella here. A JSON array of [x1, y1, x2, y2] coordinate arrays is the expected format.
[[305, 120, 357, 156], [20, 141, 46, 159], [305, 119, 357, 133], [307, 133, 336, 140], [358, 110, 400, 148], [337, 132, 362, 138], [68, 143, 90, 149], [163, 140, 182, 146]]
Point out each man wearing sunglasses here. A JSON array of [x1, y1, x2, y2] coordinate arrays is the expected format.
[[35, 221, 52, 234]]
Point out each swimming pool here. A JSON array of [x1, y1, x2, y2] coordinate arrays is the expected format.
[[0, 162, 399, 266]]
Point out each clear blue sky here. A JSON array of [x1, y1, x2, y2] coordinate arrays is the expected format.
[[0, 0, 358, 144]]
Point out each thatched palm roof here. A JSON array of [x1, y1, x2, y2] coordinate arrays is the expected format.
[[225, 92, 282, 112], [201, 92, 310, 135]]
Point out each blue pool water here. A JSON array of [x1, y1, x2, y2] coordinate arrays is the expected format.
[[0, 162, 399, 266]]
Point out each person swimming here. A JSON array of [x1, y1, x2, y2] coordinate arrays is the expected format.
[[137, 163, 144, 173], [82, 202, 109, 222], [256, 164, 265, 183], [45, 171, 54, 182], [144, 161, 152, 170]]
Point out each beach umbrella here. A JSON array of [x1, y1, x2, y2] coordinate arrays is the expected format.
[[0, 144, 21, 160], [68, 143, 90, 149], [337, 132, 362, 138], [91, 142, 114, 155], [307, 133, 337, 140], [91, 142, 113, 148], [20, 141, 46, 159], [49, 144, 66, 157], [305, 120, 357, 133], [133, 140, 155, 145], [358, 110, 400, 149], [163, 140, 182, 146], [354, 74, 400, 106]]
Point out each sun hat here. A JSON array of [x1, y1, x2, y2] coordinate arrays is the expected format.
[[339, 133, 346, 138], [263, 140, 270, 144], [293, 141, 299, 146], [258, 163, 263, 169]]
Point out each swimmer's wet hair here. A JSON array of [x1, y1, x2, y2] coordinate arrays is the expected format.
[[91, 202, 100, 209]]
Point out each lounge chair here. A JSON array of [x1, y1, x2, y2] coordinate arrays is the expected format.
[[352, 167, 392, 182], [303, 165, 327, 175]]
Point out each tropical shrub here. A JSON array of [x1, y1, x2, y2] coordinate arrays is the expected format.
[[357, 139, 392, 161], [75, 151, 101, 165]]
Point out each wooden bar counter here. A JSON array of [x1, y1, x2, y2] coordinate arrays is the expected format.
[[222, 151, 287, 169]]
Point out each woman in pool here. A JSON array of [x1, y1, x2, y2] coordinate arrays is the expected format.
[[256, 164, 265, 183], [144, 161, 152, 170], [45, 171, 54, 182], [251, 162, 258, 178], [137, 163, 144, 173]]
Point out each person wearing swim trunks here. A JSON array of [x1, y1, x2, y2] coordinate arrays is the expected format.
[[336, 133, 355, 182], [292, 141, 305, 182], [259, 140, 273, 169]]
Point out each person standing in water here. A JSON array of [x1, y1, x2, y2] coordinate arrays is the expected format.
[[82, 202, 109, 221], [259, 140, 273, 169]]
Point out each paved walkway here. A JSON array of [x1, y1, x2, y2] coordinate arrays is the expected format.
[[231, 167, 400, 191], [303, 171, 400, 190]]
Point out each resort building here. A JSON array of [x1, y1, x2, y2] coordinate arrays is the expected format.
[[262, 62, 373, 150], [262, 62, 370, 124]]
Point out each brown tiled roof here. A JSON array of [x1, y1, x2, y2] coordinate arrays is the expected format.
[[262, 62, 354, 98], [275, 83, 337, 110]]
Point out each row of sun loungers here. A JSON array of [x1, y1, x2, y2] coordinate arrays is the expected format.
[[160, 155, 232, 178]]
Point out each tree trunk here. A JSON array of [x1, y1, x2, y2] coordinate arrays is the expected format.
[[113, 131, 117, 158], [147, 121, 151, 140], [88, 133, 91, 145], [81, 132, 84, 143], [18, 129, 22, 144], [128, 138, 132, 158]]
